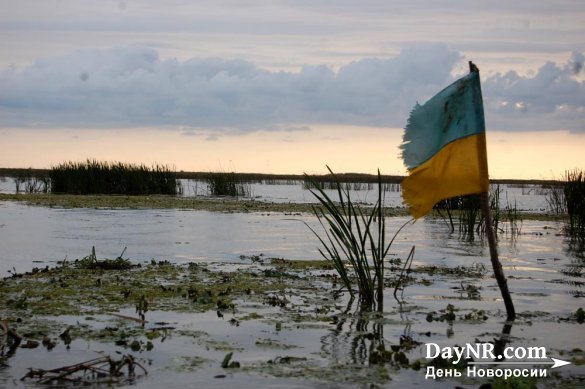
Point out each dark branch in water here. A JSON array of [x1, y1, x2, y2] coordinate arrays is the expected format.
[[21, 354, 147, 385]]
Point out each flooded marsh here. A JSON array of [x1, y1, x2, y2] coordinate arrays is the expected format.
[[0, 182, 584, 388]]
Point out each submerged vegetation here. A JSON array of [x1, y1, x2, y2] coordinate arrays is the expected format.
[[0, 248, 292, 317], [1, 248, 583, 387], [21, 354, 147, 385], [0, 192, 341, 214], [49, 160, 181, 195]]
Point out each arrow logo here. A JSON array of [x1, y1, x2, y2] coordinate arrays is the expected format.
[[468, 357, 571, 369], [551, 358, 571, 369]]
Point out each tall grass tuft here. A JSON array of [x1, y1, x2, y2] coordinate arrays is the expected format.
[[565, 169, 585, 237], [545, 169, 585, 238], [50, 159, 181, 195], [436, 194, 482, 237], [205, 172, 251, 197], [502, 194, 522, 237], [306, 167, 410, 312], [546, 183, 566, 214]]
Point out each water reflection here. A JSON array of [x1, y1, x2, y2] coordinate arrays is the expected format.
[[493, 322, 514, 361], [321, 298, 518, 371], [0, 321, 21, 359], [322, 299, 413, 369], [565, 237, 585, 260], [562, 237, 585, 297]]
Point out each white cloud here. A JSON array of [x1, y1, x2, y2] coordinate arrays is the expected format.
[[483, 51, 585, 132], [0, 44, 584, 133]]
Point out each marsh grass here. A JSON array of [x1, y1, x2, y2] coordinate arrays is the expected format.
[[564, 169, 585, 237], [545, 169, 585, 238], [50, 160, 181, 195], [546, 184, 566, 214], [303, 177, 401, 193], [503, 195, 522, 237], [435, 194, 482, 237], [13, 168, 49, 194], [435, 185, 523, 240], [304, 180, 374, 191], [205, 172, 251, 197], [459, 194, 482, 237], [306, 167, 411, 312]]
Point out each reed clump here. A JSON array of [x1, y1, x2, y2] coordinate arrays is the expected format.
[[206, 172, 251, 197], [545, 183, 566, 214], [502, 195, 522, 237], [545, 169, 585, 238], [49, 160, 181, 195], [564, 169, 585, 237], [435, 194, 482, 237], [435, 185, 522, 239], [306, 167, 410, 312], [13, 168, 49, 194]]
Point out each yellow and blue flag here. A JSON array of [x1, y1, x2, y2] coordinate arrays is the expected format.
[[400, 70, 489, 219]]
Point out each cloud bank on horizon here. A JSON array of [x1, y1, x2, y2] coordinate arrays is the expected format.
[[1, 44, 584, 133]]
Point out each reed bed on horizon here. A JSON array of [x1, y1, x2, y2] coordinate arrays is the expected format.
[[303, 178, 402, 193], [303, 180, 375, 191], [49, 160, 181, 195]]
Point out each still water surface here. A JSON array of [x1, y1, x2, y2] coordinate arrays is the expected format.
[[1, 200, 581, 314]]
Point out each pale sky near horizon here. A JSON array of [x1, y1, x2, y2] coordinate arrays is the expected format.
[[1, 1, 584, 179]]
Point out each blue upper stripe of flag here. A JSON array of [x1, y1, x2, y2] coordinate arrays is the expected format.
[[400, 71, 485, 170]]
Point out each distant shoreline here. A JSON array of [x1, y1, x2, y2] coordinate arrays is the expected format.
[[0, 167, 562, 186]]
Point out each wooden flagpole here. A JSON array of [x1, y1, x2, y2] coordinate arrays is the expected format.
[[481, 192, 516, 321], [470, 61, 516, 322]]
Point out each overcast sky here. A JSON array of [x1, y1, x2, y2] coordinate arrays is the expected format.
[[1, 0, 584, 177]]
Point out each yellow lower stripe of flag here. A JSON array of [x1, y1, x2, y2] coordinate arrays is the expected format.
[[401, 133, 489, 219]]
